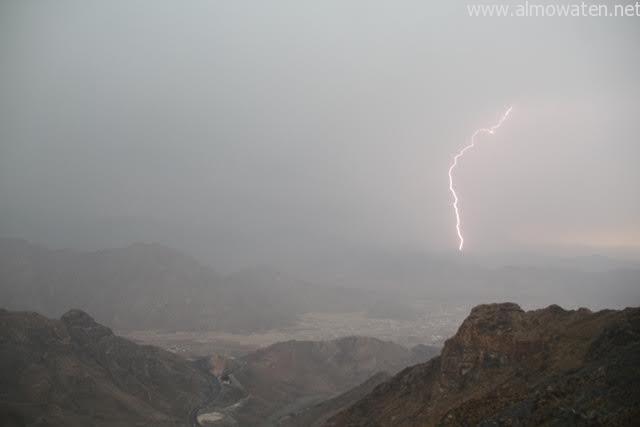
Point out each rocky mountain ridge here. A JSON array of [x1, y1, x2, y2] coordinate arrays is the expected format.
[[0, 308, 216, 426], [327, 303, 640, 426]]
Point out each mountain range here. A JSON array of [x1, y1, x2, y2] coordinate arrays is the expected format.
[[0, 238, 376, 333], [3, 303, 638, 426], [0, 308, 435, 427], [2, 238, 637, 338]]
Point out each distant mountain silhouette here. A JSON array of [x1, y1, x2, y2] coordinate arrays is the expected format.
[[0, 238, 374, 332]]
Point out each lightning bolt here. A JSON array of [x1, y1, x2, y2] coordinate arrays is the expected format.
[[448, 106, 513, 251]]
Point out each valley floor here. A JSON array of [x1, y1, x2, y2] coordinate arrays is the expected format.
[[122, 303, 469, 358]]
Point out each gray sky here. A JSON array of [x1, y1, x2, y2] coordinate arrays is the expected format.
[[1, 1, 639, 270]]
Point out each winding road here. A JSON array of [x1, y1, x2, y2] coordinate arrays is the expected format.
[[189, 375, 222, 427]]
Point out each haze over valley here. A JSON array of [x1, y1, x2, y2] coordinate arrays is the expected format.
[[2, 238, 638, 356]]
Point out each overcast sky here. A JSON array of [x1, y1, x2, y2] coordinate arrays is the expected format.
[[1, 1, 639, 270]]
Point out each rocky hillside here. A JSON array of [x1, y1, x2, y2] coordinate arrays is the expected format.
[[236, 336, 419, 397], [327, 303, 640, 426], [0, 308, 216, 426], [280, 371, 392, 427], [201, 336, 434, 426]]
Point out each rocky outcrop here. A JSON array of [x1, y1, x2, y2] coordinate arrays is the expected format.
[[0, 308, 216, 426], [327, 303, 640, 426]]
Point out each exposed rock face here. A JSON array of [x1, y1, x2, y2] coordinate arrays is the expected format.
[[0, 308, 215, 426], [327, 303, 640, 426]]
